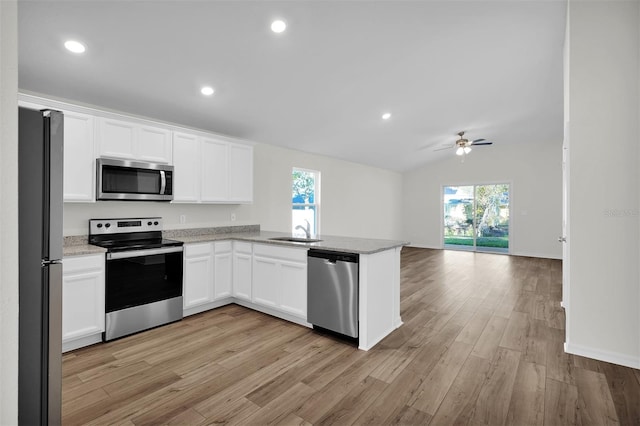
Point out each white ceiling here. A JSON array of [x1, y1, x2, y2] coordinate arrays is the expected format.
[[18, 0, 566, 172]]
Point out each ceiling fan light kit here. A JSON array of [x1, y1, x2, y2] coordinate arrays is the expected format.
[[438, 131, 493, 157]]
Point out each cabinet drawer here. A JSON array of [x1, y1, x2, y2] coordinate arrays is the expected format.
[[234, 241, 253, 254], [185, 242, 214, 257], [253, 243, 307, 263], [63, 254, 105, 273], [215, 241, 232, 253]]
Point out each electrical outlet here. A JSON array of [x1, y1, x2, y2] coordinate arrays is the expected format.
[[179, 215, 186, 224], [231, 213, 236, 222]]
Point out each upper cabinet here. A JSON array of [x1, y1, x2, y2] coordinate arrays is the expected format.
[[18, 94, 253, 205], [173, 131, 253, 204], [96, 117, 172, 164], [229, 143, 253, 203], [172, 132, 200, 202], [63, 110, 95, 202]]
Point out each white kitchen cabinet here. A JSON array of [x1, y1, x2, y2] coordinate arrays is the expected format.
[[233, 242, 253, 301], [62, 253, 105, 352], [214, 241, 233, 299], [138, 125, 172, 164], [252, 256, 279, 308], [172, 130, 253, 204], [251, 244, 307, 320], [229, 143, 253, 203], [201, 137, 229, 202], [62, 110, 95, 202], [278, 260, 307, 318], [172, 131, 200, 202], [97, 117, 172, 164], [183, 242, 215, 310]]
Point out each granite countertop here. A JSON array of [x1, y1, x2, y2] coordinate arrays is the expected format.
[[63, 225, 409, 256], [63, 236, 107, 257], [170, 230, 409, 254]]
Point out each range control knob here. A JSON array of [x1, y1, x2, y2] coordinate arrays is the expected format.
[[147, 221, 153, 226], [105, 223, 111, 228], [97, 223, 103, 228], [154, 221, 159, 226]]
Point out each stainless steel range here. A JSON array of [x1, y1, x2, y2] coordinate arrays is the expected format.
[[89, 217, 184, 341]]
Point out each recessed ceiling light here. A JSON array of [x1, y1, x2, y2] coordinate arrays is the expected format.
[[200, 86, 215, 96], [64, 40, 86, 54], [271, 20, 287, 33], [382, 112, 392, 120]]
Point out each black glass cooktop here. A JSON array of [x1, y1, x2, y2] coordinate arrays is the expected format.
[[92, 238, 183, 252]]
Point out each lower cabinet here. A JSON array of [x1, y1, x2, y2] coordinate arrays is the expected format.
[[183, 241, 234, 316], [183, 242, 215, 310], [62, 253, 105, 352], [252, 244, 307, 320], [214, 241, 233, 299], [233, 242, 253, 301]]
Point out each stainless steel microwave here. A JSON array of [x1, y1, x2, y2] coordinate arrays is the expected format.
[[96, 158, 173, 201]]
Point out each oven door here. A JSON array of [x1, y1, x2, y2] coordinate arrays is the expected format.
[[105, 246, 183, 313], [97, 158, 173, 201]]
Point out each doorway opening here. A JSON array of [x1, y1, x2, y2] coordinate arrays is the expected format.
[[443, 184, 510, 253]]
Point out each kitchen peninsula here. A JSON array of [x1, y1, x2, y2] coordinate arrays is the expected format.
[[63, 225, 408, 352]]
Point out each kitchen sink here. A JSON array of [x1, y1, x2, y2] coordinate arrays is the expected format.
[[268, 237, 323, 243]]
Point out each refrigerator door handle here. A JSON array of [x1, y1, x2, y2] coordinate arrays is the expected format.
[[41, 259, 63, 267]]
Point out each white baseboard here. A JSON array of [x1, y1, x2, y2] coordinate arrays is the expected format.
[[565, 341, 640, 369], [63, 333, 102, 353]]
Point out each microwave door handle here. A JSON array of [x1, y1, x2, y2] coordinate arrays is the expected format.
[[160, 170, 166, 195]]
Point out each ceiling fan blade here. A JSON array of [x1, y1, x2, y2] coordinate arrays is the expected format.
[[472, 141, 493, 146], [433, 146, 454, 151], [472, 138, 486, 143]]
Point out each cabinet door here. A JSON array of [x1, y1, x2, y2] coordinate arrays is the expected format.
[[138, 125, 172, 164], [63, 111, 95, 202], [172, 132, 200, 202], [97, 117, 136, 159], [233, 252, 252, 301], [62, 255, 105, 342], [201, 137, 229, 202], [229, 143, 253, 203], [279, 260, 307, 318], [252, 256, 279, 308], [183, 243, 214, 309], [214, 250, 233, 299]]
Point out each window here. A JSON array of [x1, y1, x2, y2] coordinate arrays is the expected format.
[[292, 168, 320, 237], [443, 183, 510, 253]]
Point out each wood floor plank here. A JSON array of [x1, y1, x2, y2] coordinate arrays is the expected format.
[[600, 361, 640, 425], [470, 315, 508, 360], [575, 368, 620, 425], [428, 354, 491, 425], [505, 361, 546, 426], [468, 347, 521, 426], [544, 378, 580, 426], [408, 341, 473, 415]]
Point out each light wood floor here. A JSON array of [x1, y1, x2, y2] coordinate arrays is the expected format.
[[62, 247, 640, 425]]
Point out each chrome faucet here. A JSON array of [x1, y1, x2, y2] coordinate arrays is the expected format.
[[295, 219, 311, 239]]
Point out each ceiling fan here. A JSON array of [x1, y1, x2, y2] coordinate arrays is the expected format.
[[434, 131, 493, 156]]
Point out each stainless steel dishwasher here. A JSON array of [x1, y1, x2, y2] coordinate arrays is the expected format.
[[307, 249, 359, 338]]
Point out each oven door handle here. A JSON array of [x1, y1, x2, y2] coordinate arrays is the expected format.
[[107, 246, 183, 260]]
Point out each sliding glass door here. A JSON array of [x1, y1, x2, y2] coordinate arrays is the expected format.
[[443, 184, 510, 253]]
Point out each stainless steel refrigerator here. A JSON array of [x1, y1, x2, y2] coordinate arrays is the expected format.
[[18, 107, 64, 426]]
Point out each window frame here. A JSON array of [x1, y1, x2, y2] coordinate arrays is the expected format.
[[292, 167, 321, 236]]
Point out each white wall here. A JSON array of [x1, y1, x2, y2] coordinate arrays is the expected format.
[[565, 0, 640, 369], [64, 137, 404, 241], [402, 141, 563, 259], [0, 0, 19, 423]]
